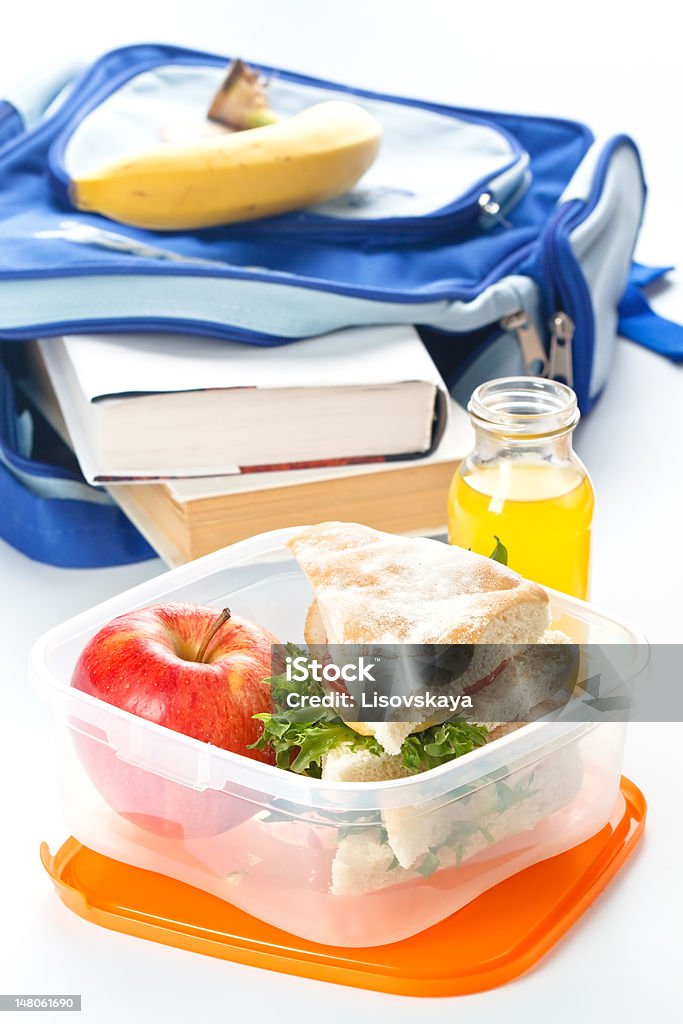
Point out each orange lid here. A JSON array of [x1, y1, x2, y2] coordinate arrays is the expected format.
[[41, 776, 645, 997]]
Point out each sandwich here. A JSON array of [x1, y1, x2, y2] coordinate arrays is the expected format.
[[250, 523, 583, 895], [284, 521, 575, 762]]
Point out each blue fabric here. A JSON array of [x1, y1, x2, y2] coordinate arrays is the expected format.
[[628, 261, 673, 289], [0, 460, 156, 573], [618, 275, 683, 359], [0, 354, 155, 567], [0, 100, 23, 152], [0, 459, 156, 567], [0, 44, 593, 307]]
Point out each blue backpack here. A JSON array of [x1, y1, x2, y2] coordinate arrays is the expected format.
[[0, 43, 680, 567]]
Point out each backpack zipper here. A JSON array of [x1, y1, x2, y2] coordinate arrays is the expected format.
[[478, 192, 512, 229], [500, 307, 575, 383], [499, 310, 549, 376], [540, 200, 594, 401], [548, 311, 575, 386]]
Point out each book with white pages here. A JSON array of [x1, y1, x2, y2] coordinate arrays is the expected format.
[[19, 361, 470, 566], [164, 398, 471, 502], [109, 402, 471, 565], [32, 325, 449, 485]]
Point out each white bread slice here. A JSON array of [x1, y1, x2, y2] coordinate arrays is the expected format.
[[466, 631, 579, 724], [290, 523, 551, 645], [330, 831, 415, 897], [380, 736, 583, 871], [322, 744, 410, 783], [306, 603, 425, 754], [329, 741, 583, 895]]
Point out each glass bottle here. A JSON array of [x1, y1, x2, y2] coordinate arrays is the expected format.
[[448, 377, 594, 599]]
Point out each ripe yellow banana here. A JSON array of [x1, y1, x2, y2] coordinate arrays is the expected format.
[[70, 100, 381, 231]]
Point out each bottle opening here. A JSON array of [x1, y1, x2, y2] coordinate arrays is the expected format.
[[468, 377, 579, 436]]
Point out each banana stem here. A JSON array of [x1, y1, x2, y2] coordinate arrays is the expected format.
[[207, 58, 278, 130]]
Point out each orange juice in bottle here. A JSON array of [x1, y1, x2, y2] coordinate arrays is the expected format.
[[448, 378, 594, 599]]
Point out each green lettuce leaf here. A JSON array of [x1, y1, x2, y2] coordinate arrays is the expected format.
[[249, 645, 388, 776], [489, 535, 508, 565], [250, 713, 384, 777], [400, 719, 489, 773]]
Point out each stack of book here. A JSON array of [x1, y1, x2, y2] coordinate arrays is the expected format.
[[24, 324, 471, 565]]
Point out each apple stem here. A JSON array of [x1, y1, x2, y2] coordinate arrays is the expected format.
[[195, 607, 231, 663]]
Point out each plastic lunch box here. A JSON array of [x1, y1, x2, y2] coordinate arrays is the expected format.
[[31, 527, 647, 948]]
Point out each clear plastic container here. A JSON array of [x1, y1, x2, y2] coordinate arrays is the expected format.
[[30, 528, 648, 947]]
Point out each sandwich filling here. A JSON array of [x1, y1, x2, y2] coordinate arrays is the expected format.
[[250, 643, 491, 777]]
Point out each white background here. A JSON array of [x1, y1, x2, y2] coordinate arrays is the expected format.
[[1, 1, 682, 1019]]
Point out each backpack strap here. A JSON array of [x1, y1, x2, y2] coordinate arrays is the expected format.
[[0, 356, 155, 568], [618, 262, 683, 359], [0, 458, 156, 567]]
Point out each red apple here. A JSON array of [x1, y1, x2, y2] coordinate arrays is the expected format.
[[71, 602, 278, 838]]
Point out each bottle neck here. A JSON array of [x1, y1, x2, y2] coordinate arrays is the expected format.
[[471, 426, 574, 462]]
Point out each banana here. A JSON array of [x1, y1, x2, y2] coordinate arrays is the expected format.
[[70, 100, 381, 231]]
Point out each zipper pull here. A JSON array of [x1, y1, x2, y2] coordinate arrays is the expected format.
[[500, 310, 549, 377], [548, 311, 575, 387], [478, 192, 512, 229]]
